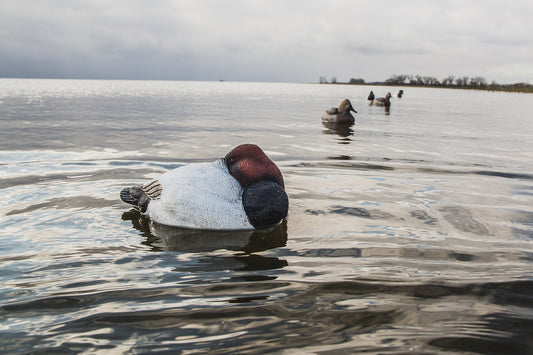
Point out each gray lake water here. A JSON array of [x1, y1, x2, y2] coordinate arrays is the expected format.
[[1, 79, 532, 354]]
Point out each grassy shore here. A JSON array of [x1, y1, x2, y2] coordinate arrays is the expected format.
[[320, 75, 533, 93], [321, 82, 533, 93]]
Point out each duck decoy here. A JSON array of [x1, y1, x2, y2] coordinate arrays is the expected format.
[[371, 92, 392, 107], [321, 99, 357, 124], [120, 144, 288, 230]]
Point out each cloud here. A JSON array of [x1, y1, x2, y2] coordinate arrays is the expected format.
[[1, 0, 532, 83]]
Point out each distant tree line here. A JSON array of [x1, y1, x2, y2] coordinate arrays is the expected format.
[[384, 74, 489, 87], [320, 76, 364, 85], [319, 76, 337, 84], [319, 74, 533, 93]]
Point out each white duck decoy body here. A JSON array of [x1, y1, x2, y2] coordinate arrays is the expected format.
[[120, 144, 288, 230]]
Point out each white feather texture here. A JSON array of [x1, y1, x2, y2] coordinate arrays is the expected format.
[[145, 159, 253, 230]]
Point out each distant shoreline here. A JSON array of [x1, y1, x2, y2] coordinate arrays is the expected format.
[[319, 74, 533, 94], [319, 82, 533, 94]]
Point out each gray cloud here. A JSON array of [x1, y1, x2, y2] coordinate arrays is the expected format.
[[1, 0, 532, 83]]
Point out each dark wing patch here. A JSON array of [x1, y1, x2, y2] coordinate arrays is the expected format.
[[142, 179, 162, 199]]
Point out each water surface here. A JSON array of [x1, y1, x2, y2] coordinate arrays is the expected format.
[[1, 79, 532, 353]]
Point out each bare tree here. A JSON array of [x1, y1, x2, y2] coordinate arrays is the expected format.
[[423, 76, 440, 86], [442, 75, 455, 86], [385, 74, 409, 85], [414, 75, 425, 85], [455, 76, 470, 86], [470, 76, 487, 87]]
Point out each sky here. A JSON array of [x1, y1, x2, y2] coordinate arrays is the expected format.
[[1, 0, 532, 84]]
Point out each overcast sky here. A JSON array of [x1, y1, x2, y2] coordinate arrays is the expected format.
[[1, 0, 532, 84]]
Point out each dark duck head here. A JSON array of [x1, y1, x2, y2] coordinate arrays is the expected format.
[[225, 144, 288, 229]]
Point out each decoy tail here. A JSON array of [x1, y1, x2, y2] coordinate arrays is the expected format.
[[120, 186, 150, 213]]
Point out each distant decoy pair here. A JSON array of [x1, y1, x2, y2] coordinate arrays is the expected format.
[[369, 91, 392, 107]]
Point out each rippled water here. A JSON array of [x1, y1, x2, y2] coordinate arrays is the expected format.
[[1, 79, 532, 353]]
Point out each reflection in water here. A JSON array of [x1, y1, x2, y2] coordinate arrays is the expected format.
[[368, 101, 391, 115], [326, 155, 353, 160], [322, 121, 354, 144], [122, 209, 288, 253]]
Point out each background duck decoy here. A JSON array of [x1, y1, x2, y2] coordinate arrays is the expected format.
[[371, 92, 392, 107], [321, 99, 357, 124]]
